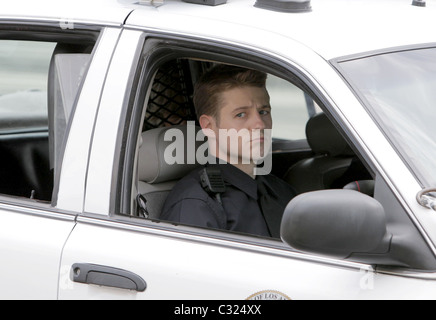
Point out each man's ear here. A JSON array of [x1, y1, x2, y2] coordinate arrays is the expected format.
[[199, 114, 215, 130], [199, 114, 218, 142]]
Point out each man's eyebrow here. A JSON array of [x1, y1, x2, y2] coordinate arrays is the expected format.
[[232, 105, 271, 113], [232, 106, 252, 113], [256, 105, 272, 111]]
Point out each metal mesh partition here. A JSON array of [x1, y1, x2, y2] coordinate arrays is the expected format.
[[144, 59, 197, 131]]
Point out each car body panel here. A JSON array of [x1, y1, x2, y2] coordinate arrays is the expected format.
[[84, 29, 144, 215], [59, 216, 436, 300], [0, 204, 75, 299], [58, 217, 372, 300]]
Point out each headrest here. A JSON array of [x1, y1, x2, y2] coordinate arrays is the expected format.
[[306, 113, 354, 157], [138, 125, 204, 184]]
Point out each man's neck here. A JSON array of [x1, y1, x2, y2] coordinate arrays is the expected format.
[[212, 155, 256, 179], [209, 147, 256, 179]]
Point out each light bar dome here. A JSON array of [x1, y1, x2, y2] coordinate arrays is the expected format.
[[254, 0, 312, 13]]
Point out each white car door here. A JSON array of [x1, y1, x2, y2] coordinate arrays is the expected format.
[[59, 216, 370, 300]]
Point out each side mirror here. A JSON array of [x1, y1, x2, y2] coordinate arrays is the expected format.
[[281, 190, 391, 260]]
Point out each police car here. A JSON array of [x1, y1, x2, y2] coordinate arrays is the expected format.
[[1, 0, 436, 300]]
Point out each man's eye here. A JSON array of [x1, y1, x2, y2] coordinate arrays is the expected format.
[[259, 110, 270, 116], [236, 112, 246, 118]]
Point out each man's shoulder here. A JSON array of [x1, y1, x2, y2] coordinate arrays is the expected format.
[[166, 167, 208, 202], [260, 173, 297, 197], [262, 173, 291, 186]]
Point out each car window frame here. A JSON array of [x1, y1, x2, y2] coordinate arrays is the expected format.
[[115, 33, 320, 212], [0, 21, 100, 209], [114, 32, 363, 225]]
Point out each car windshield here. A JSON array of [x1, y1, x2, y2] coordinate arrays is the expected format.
[[338, 47, 436, 187]]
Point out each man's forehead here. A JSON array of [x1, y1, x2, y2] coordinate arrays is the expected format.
[[220, 86, 270, 105]]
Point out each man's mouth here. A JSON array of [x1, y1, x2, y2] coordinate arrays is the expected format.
[[251, 136, 264, 142]]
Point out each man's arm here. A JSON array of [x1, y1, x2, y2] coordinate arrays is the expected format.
[[161, 196, 227, 230]]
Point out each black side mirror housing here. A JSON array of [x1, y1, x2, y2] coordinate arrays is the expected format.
[[281, 190, 392, 260]]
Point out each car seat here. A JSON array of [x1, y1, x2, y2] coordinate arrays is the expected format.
[[284, 113, 363, 194], [137, 124, 204, 219]]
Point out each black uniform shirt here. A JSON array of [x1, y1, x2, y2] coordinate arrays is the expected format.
[[161, 163, 296, 238]]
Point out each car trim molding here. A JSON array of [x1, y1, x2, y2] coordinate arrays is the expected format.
[[0, 200, 76, 222]]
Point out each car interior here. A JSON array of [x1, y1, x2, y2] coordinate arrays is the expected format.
[[135, 58, 374, 221]]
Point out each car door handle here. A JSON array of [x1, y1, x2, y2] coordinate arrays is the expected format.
[[71, 263, 147, 292]]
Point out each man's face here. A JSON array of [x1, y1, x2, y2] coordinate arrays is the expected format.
[[204, 85, 273, 164]]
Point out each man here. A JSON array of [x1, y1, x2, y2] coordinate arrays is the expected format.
[[161, 65, 295, 238]]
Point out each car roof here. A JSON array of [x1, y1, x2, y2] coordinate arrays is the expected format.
[[0, 0, 134, 26], [3, 0, 436, 59]]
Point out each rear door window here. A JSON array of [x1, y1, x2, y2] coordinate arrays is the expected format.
[[0, 39, 91, 201]]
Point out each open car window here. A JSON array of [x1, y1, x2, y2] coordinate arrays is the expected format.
[[0, 38, 92, 202], [121, 53, 370, 237]]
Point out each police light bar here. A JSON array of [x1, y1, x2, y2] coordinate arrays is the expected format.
[[412, 0, 426, 6], [254, 0, 312, 13], [138, 0, 164, 6], [182, 0, 227, 5]]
